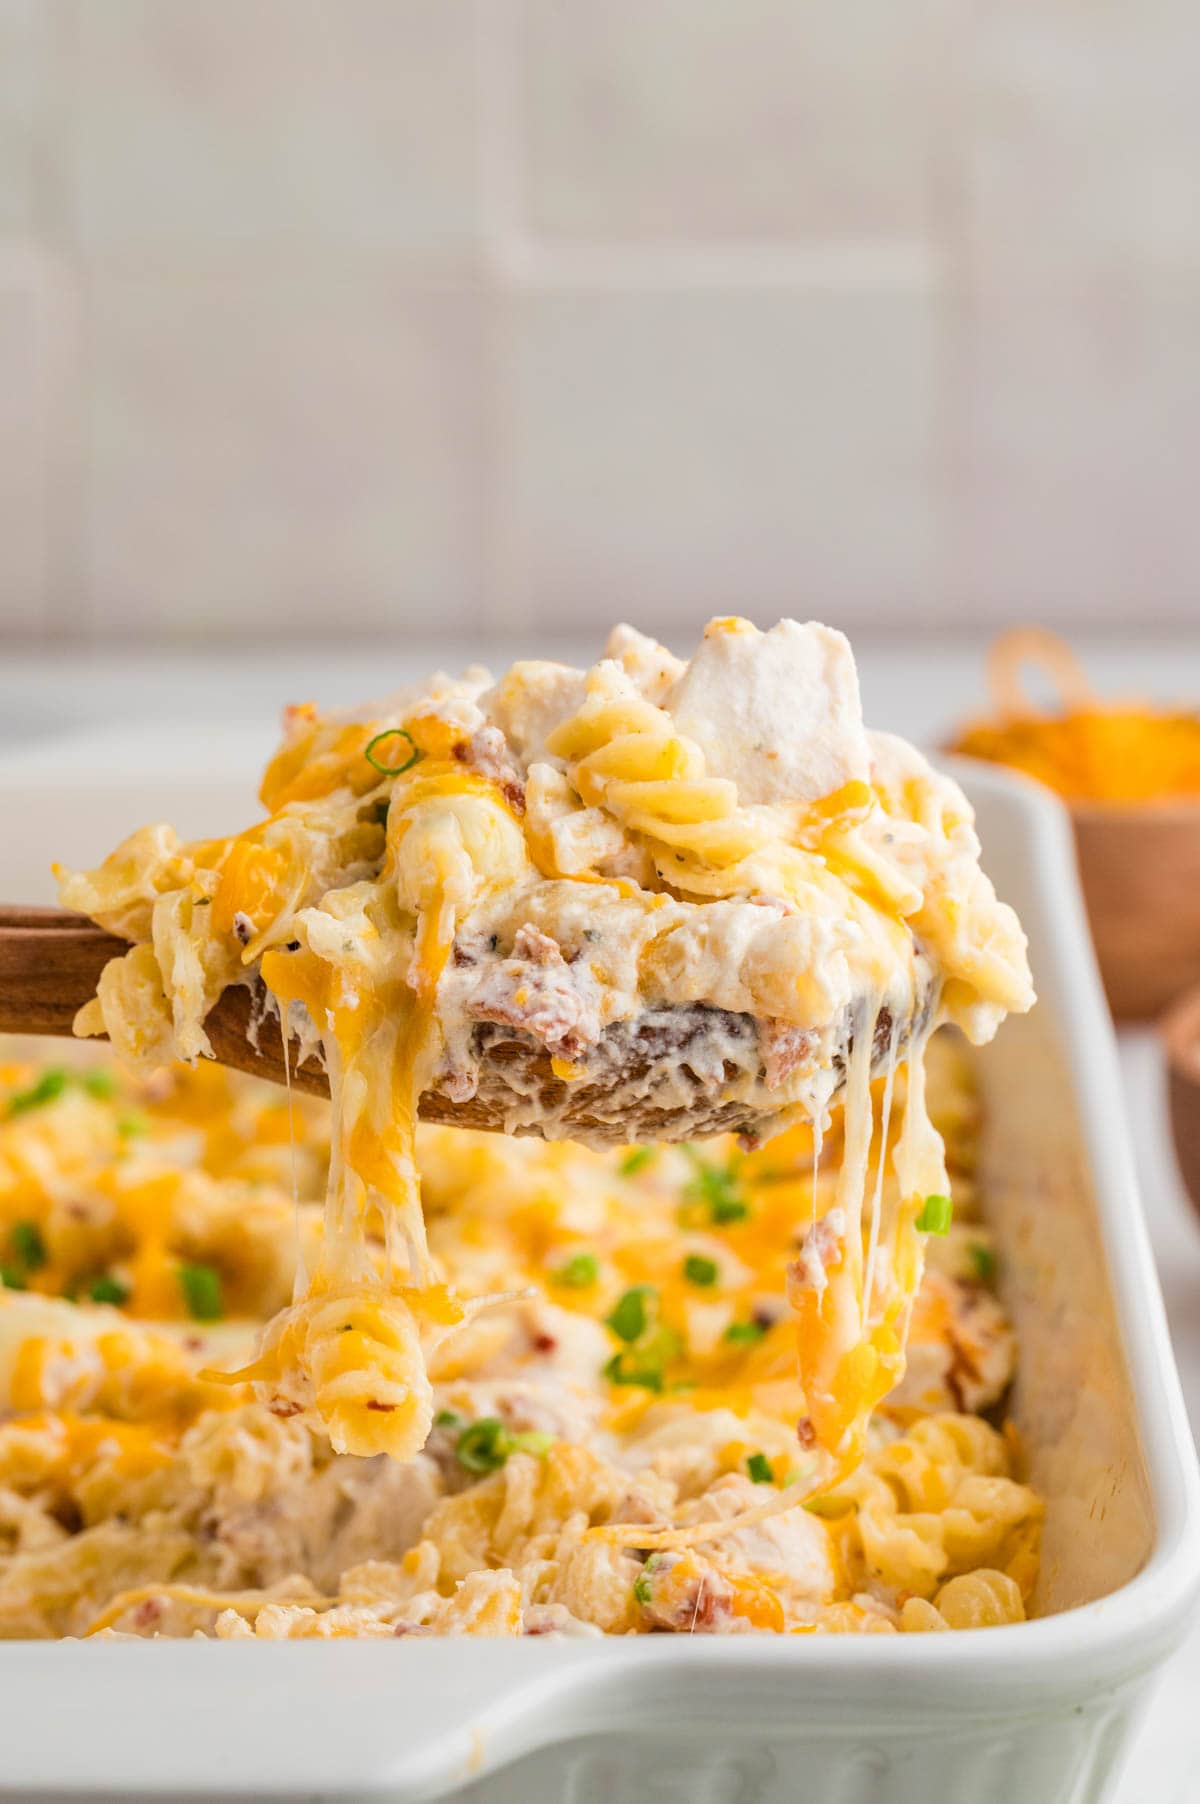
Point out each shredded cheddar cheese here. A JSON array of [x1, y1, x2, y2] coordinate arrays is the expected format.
[[952, 627, 1200, 804], [0, 1037, 1038, 1637]]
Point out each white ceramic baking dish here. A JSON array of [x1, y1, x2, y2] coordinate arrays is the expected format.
[[0, 742, 1197, 1804]]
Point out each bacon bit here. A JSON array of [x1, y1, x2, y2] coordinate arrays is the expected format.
[[366, 1400, 397, 1412], [464, 930, 600, 1057], [531, 1332, 558, 1355], [393, 1621, 434, 1637], [183, 1335, 205, 1354], [138, 1071, 176, 1105], [282, 701, 318, 735], [132, 1598, 164, 1630], [787, 1209, 845, 1304], [266, 1398, 303, 1419], [455, 726, 526, 814], [513, 925, 561, 966], [639, 1552, 734, 1634], [796, 1418, 817, 1450], [439, 1064, 478, 1104], [611, 1488, 666, 1527], [945, 1330, 984, 1414], [452, 943, 477, 968], [760, 1019, 817, 1090]]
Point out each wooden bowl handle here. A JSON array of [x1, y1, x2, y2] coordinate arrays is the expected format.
[[986, 628, 1096, 720]]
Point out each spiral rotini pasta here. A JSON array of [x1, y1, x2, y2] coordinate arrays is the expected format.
[[253, 1287, 436, 1462], [829, 1415, 1042, 1601], [900, 1569, 1026, 1631], [545, 662, 771, 883]]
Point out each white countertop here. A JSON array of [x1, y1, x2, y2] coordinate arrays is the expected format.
[[2, 630, 1197, 759], [2, 630, 1198, 1796]]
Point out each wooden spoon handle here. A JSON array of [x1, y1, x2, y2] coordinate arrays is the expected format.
[[0, 904, 330, 1096], [0, 907, 928, 1144], [0, 906, 130, 1038]]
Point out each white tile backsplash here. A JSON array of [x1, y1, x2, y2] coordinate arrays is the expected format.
[[0, 248, 75, 636], [68, 0, 483, 255], [520, 0, 948, 245], [83, 272, 485, 638], [503, 286, 941, 634], [960, 279, 1200, 621], [0, 0, 1197, 641], [969, 1, 1200, 289], [0, 0, 50, 233]]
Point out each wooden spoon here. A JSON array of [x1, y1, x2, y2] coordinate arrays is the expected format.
[[0, 904, 926, 1144]]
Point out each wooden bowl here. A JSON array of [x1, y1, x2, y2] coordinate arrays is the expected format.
[[1070, 798, 1200, 1020], [1163, 981, 1200, 1216]]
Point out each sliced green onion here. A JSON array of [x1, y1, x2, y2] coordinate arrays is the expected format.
[[508, 1430, 554, 1458], [455, 1418, 510, 1474], [606, 1286, 656, 1344], [178, 1262, 223, 1321], [683, 1254, 719, 1288], [746, 1452, 774, 1485], [711, 1191, 748, 1225], [551, 1252, 599, 1289], [620, 1147, 656, 1177], [0, 1265, 27, 1291], [81, 1069, 117, 1100], [364, 727, 420, 777], [967, 1241, 996, 1282], [681, 1148, 749, 1225], [603, 1350, 662, 1392], [916, 1193, 953, 1235], [451, 1416, 553, 1472], [433, 1408, 463, 1429], [9, 1221, 47, 1272], [603, 1324, 681, 1393], [724, 1320, 766, 1346], [87, 1274, 130, 1307], [8, 1068, 68, 1116], [633, 1555, 661, 1606], [116, 1111, 147, 1140]]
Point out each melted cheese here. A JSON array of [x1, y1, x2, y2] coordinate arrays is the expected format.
[[57, 618, 1034, 1485], [0, 1040, 1039, 1637]]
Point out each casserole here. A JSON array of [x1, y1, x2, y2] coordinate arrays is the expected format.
[[0, 744, 1196, 1801]]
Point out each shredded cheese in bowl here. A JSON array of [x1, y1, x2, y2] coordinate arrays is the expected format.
[[951, 627, 1200, 805], [56, 617, 1034, 1513]]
